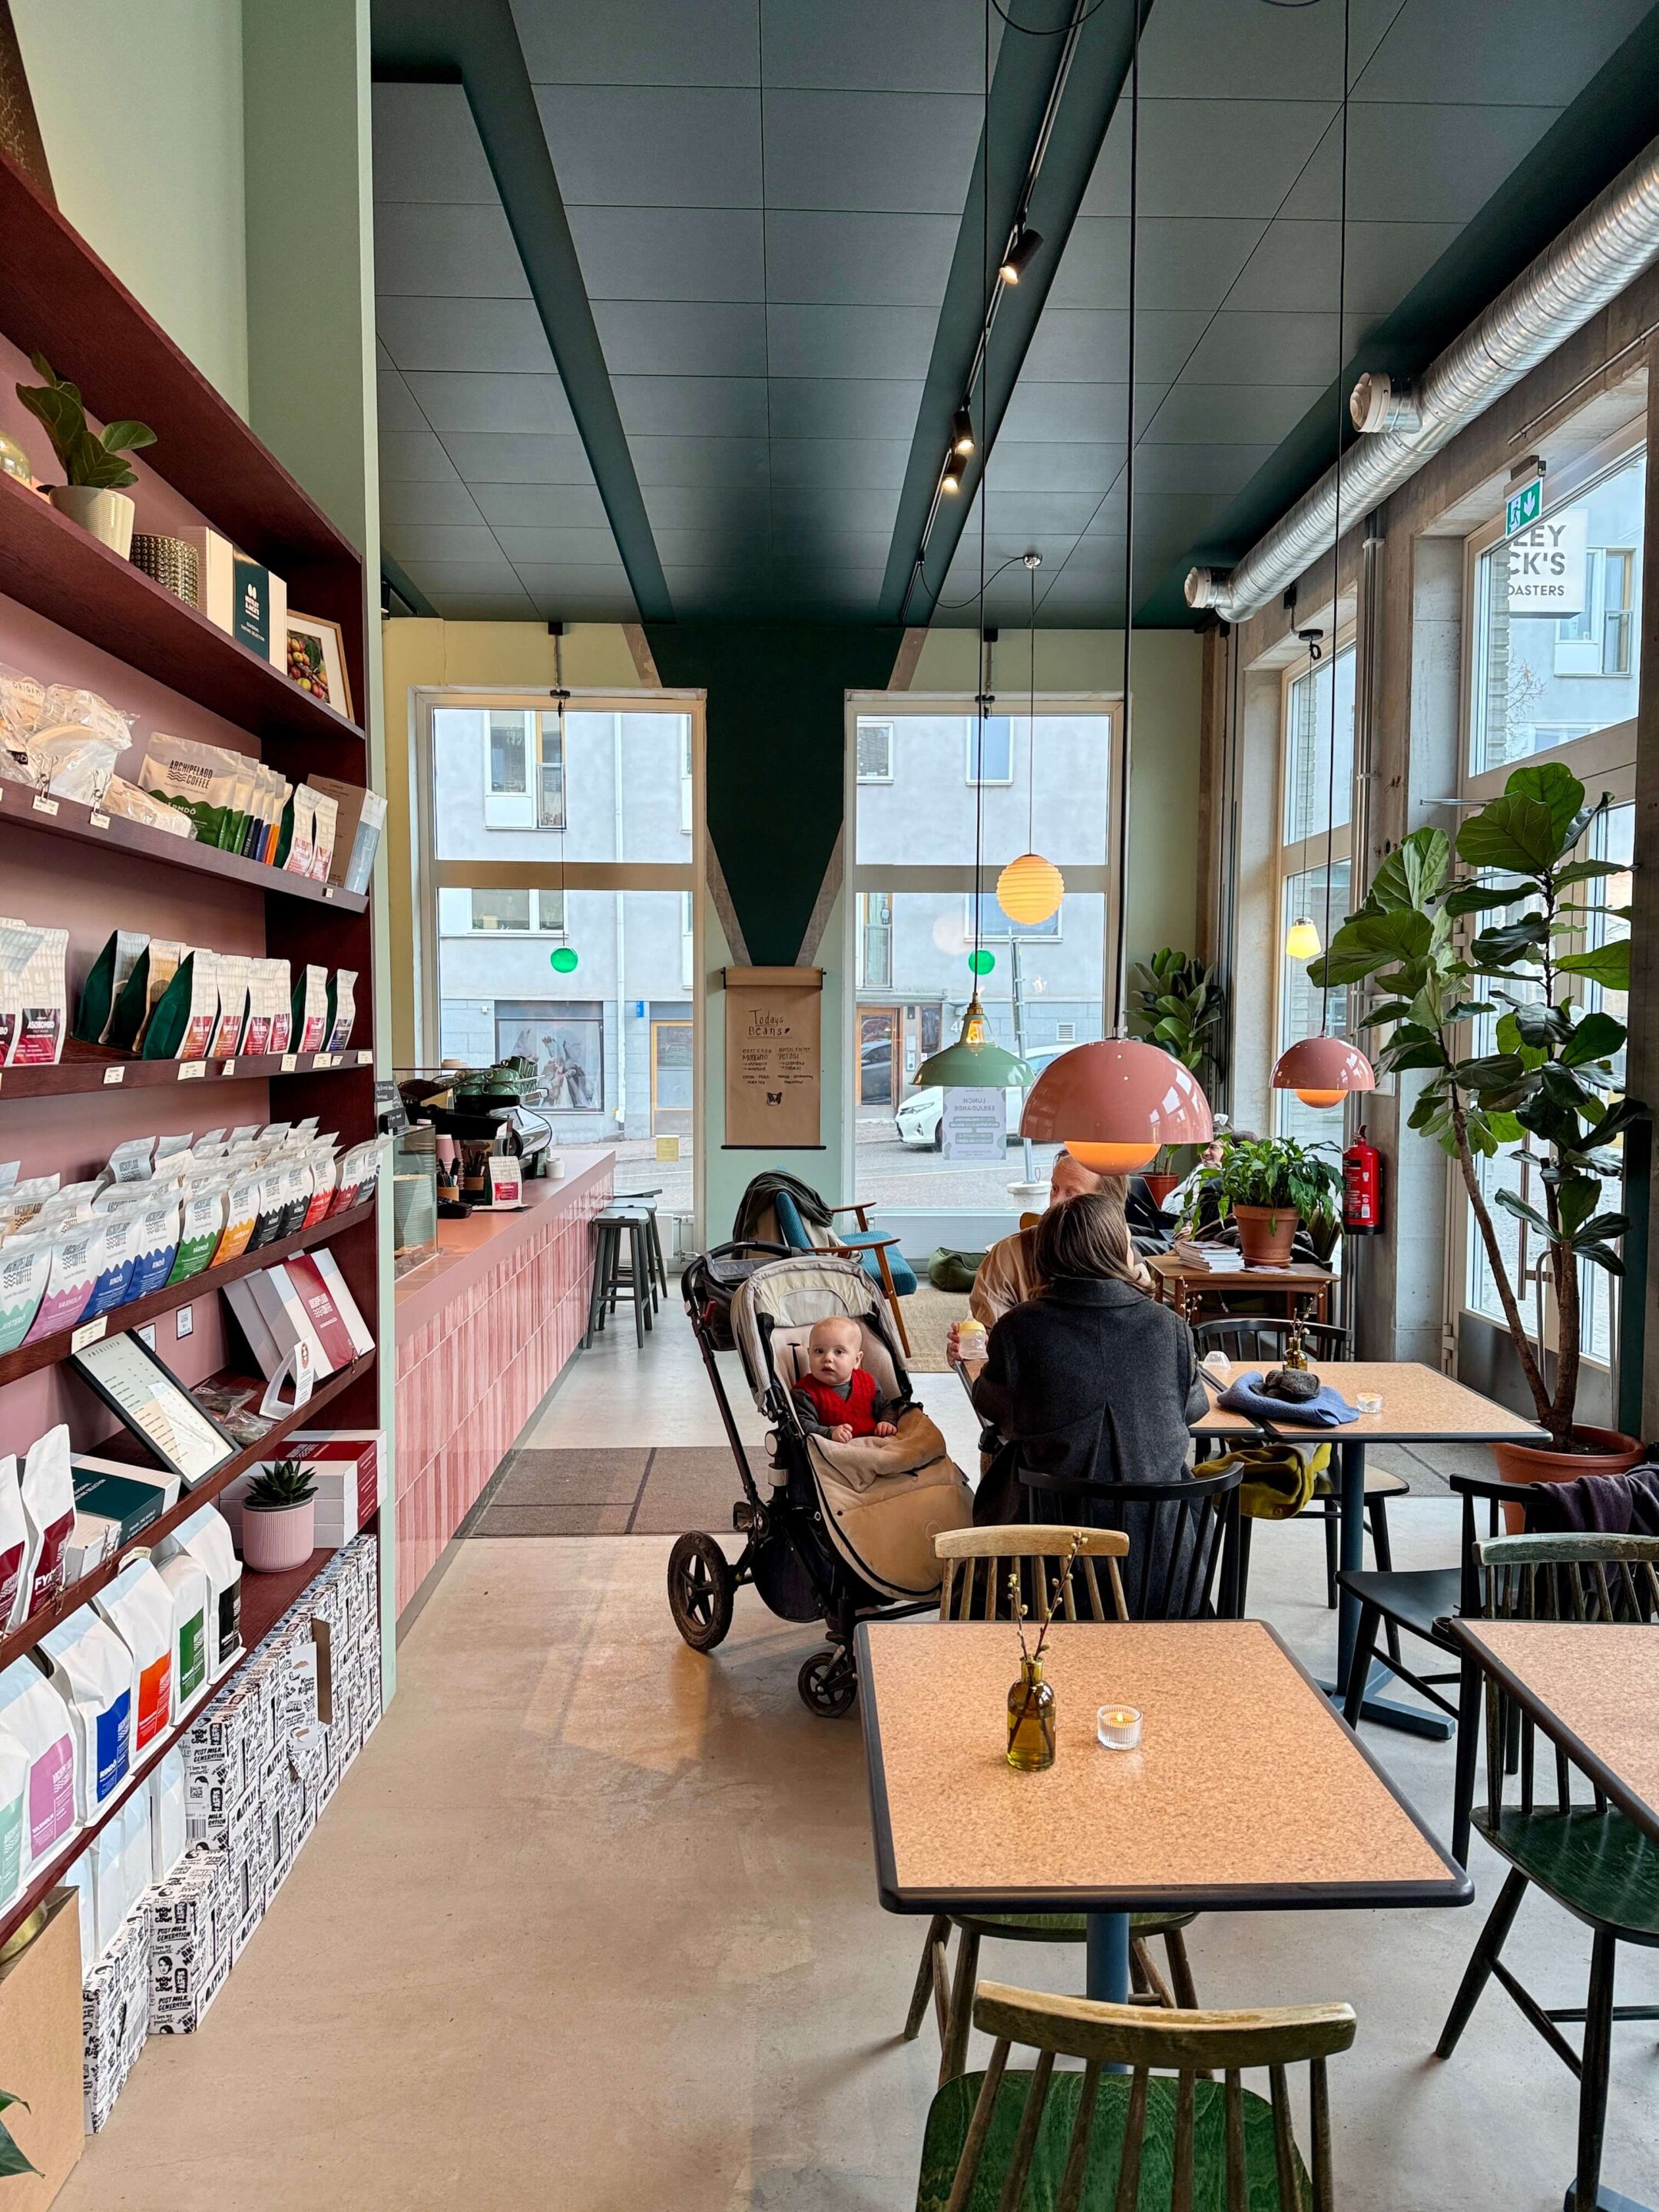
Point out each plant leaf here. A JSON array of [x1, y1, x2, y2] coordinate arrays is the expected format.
[[99, 418, 155, 453], [1557, 940, 1630, 991], [1444, 878, 1535, 918], [1505, 760, 1589, 848], [1457, 795, 1562, 876], [1555, 857, 1625, 887], [1560, 1011, 1626, 1068], [1367, 828, 1450, 912]]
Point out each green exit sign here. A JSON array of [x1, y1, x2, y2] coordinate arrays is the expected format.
[[1505, 476, 1543, 536]]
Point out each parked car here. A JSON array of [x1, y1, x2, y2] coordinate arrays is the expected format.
[[892, 1047, 1065, 1149]]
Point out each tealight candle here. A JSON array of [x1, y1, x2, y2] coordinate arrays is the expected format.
[[1096, 1705, 1142, 1751], [1356, 1392, 1384, 1416]]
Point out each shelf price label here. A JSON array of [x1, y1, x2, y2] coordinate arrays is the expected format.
[[178, 1061, 206, 1081], [90, 810, 110, 830], [315, 1052, 336, 1069], [280, 1053, 298, 1072], [31, 794, 58, 816], [71, 1315, 108, 1352], [102, 1065, 124, 1085]]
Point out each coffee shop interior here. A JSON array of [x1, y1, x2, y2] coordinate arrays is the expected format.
[[4, 0, 1659, 2206]]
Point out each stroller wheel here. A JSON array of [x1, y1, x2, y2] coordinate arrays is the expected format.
[[797, 1647, 858, 1720], [667, 1532, 735, 1651]]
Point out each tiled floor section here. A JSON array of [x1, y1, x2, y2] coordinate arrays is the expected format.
[[471, 1444, 773, 1537], [61, 1512, 1659, 2211]]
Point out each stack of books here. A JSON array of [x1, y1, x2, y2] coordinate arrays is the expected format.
[[1172, 1241, 1247, 1273]]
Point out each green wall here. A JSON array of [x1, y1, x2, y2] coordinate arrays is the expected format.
[[12, 0, 250, 412]]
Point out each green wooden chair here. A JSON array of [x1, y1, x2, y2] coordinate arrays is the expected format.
[[916, 1979, 1356, 2212], [1436, 1532, 1659, 2212], [903, 1528, 1202, 2084]]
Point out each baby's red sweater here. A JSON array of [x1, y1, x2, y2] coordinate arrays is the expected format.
[[793, 1368, 883, 1435]]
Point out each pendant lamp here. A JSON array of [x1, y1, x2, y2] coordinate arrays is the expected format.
[[997, 555, 1065, 926], [915, 992, 1031, 1091], [1270, 0, 1374, 1114], [1018, 1, 1213, 1175]]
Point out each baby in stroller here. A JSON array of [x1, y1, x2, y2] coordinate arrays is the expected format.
[[793, 1316, 899, 1442]]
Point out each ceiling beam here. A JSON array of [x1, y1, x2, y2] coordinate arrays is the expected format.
[[879, 0, 1150, 628], [373, 0, 672, 623]]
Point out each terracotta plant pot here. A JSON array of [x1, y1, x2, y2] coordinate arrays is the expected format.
[[1231, 1204, 1299, 1267], [1142, 1172, 1181, 1209], [48, 484, 134, 556], [240, 1496, 316, 1574], [1490, 1423, 1646, 1532]]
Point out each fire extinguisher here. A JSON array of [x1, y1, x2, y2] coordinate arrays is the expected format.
[[1343, 1124, 1383, 1235]]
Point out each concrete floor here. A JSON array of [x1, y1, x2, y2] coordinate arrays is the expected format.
[[59, 1322, 1659, 2212]]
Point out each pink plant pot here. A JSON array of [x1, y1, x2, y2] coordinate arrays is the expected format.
[[241, 1498, 316, 1574]]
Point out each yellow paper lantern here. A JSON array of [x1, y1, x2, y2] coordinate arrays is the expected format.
[[996, 852, 1065, 926]]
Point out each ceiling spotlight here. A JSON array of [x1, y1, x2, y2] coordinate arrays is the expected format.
[[951, 407, 975, 457], [942, 455, 963, 495], [998, 224, 1042, 286]]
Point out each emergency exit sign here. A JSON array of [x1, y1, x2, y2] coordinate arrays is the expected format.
[[1505, 475, 1543, 536]]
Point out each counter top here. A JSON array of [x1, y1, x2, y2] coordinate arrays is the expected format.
[[394, 1147, 614, 1344]]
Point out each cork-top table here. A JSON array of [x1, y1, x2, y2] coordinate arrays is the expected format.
[[1449, 1620, 1659, 1846], [857, 1618, 1468, 2004], [1147, 1251, 1336, 1324]]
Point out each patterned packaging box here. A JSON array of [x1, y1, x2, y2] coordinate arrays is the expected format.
[[83, 1906, 151, 2131], [148, 1849, 233, 2034]]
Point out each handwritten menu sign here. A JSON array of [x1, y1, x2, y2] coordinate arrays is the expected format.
[[723, 966, 823, 1147]]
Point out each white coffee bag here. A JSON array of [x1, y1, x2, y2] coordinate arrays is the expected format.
[[148, 1747, 187, 1883], [0, 1655, 78, 1872], [15, 1422, 75, 1624], [94, 1558, 175, 1758], [38, 1607, 137, 1820], [0, 1454, 26, 1629], [154, 1507, 242, 1675], [155, 1555, 210, 1719], [0, 1727, 25, 1912]]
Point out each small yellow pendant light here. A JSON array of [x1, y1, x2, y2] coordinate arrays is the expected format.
[[997, 555, 1065, 926], [1285, 915, 1322, 960]]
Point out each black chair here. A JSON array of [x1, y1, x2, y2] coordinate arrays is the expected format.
[[1192, 1317, 1407, 1614], [1017, 1463, 1246, 1621]]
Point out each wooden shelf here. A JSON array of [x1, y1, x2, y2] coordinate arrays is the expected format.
[[0, 780, 369, 911], [0, 1038, 374, 1100], [0, 1353, 374, 1677], [0, 1531, 369, 1949], [0, 1194, 376, 1388], [0, 475, 366, 755]]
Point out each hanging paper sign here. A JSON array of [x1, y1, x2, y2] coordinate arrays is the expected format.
[[1505, 508, 1588, 618], [940, 1085, 1007, 1163], [723, 966, 823, 1147]]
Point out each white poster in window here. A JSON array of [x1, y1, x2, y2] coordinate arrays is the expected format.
[[941, 1085, 1006, 1162], [1506, 508, 1588, 617]]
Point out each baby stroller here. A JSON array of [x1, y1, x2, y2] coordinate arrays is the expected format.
[[672, 1243, 973, 1716]]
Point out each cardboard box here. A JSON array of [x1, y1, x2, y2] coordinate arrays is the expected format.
[[82, 1905, 149, 2132], [0, 1889, 84, 2205], [147, 1846, 233, 2034]]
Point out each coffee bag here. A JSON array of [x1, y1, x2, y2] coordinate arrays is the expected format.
[[38, 1607, 137, 1819], [0, 1655, 78, 1871], [94, 1559, 175, 1757], [16, 1423, 75, 1622]]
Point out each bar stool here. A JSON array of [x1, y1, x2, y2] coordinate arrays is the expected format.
[[586, 1207, 656, 1347], [614, 1185, 669, 1306]]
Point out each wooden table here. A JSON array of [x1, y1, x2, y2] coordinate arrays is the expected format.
[[1147, 1251, 1336, 1325], [856, 1617, 1469, 2010]]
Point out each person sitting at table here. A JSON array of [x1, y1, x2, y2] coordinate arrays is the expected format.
[[957, 1194, 1210, 1607], [963, 1151, 1147, 1333]]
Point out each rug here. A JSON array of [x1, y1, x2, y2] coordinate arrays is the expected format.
[[470, 1445, 772, 1538], [899, 1283, 971, 1373]]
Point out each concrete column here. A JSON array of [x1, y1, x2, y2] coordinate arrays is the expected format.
[[1627, 352, 1659, 1434]]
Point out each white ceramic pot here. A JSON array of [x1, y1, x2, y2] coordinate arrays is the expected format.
[[48, 484, 135, 557], [241, 1497, 316, 1574]]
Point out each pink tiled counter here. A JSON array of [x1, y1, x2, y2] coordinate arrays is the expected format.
[[392, 1148, 614, 1614]]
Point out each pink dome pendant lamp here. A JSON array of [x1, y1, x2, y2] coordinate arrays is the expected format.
[[1271, 1031, 1375, 1111]]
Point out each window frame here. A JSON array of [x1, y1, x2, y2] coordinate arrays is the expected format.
[[1270, 632, 1356, 1140], [964, 714, 1015, 786]]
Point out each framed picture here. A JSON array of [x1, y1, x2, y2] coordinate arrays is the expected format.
[[69, 1330, 239, 1485], [285, 612, 353, 720]]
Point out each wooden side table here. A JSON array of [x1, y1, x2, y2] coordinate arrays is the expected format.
[[1146, 1251, 1336, 1325]]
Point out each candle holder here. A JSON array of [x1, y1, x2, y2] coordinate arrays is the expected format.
[[1096, 1705, 1142, 1751], [1356, 1392, 1384, 1416]]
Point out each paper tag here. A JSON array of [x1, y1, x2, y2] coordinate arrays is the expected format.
[[71, 1315, 108, 1352], [220, 1060, 236, 1078], [357, 1049, 373, 1066], [179, 1061, 207, 1081], [323, 886, 336, 901], [32, 794, 58, 816], [281, 1053, 298, 1073], [102, 1064, 125, 1085], [315, 1052, 336, 1069], [90, 809, 111, 829]]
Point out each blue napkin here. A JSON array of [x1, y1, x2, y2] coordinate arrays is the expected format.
[[1216, 1370, 1359, 1428]]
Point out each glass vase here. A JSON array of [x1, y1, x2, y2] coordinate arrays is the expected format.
[[1006, 1657, 1056, 1772]]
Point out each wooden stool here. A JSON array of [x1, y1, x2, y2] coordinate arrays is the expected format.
[[586, 1208, 655, 1347]]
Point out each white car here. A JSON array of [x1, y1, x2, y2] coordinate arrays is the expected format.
[[892, 1048, 1065, 1149]]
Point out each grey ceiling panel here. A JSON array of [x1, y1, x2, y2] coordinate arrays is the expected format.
[[763, 212, 961, 306], [1179, 313, 1342, 389], [997, 382, 1167, 443], [429, 591, 539, 618], [611, 376, 770, 437], [1226, 220, 1465, 313], [535, 86, 762, 207], [1280, 103, 1563, 225], [403, 373, 579, 435], [512, 0, 759, 88], [641, 485, 774, 531], [1018, 309, 1210, 386], [440, 432, 599, 484], [385, 525, 517, 565], [985, 443, 1126, 495], [1356, 0, 1651, 106], [568, 207, 767, 303], [1137, 0, 1399, 102], [770, 485, 902, 532], [470, 482, 614, 528], [376, 369, 427, 434], [629, 436, 772, 487], [1080, 100, 1341, 220], [377, 296, 556, 376], [766, 304, 939, 382], [379, 429, 463, 482], [495, 525, 639, 565], [512, 561, 635, 592], [591, 300, 767, 379], [1051, 218, 1267, 311], [766, 379, 926, 442], [381, 478, 489, 529], [410, 555, 528, 590], [374, 203, 529, 300], [762, 91, 984, 215], [983, 492, 1106, 537], [759, 0, 998, 94], [373, 84, 497, 204], [768, 439, 912, 488], [1131, 442, 1280, 495]]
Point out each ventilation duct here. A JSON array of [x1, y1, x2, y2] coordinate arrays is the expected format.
[[1186, 134, 1659, 622]]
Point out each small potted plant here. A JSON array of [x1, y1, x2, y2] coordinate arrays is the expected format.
[[1214, 1133, 1342, 1267], [1131, 949, 1226, 1205], [240, 1459, 317, 1574], [14, 353, 154, 556]]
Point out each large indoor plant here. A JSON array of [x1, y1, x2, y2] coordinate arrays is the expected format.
[[14, 353, 154, 556], [1130, 949, 1225, 1203], [1211, 1134, 1342, 1266], [1310, 760, 1644, 1469]]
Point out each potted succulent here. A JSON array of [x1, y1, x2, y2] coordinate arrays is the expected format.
[[1130, 949, 1226, 1205], [14, 353, 154, 556], [240, 1459, 317, 1574], [1213, 1133, 1342, 1267], [1311, 760, 1645, 1475]]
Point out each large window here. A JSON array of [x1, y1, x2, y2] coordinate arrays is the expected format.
[[418, 694, 701, 1207], [849, 700, 1118, 1217], [1273, 643, 1354, 1147]]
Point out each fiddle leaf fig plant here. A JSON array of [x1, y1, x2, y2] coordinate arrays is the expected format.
[[1130, 947, 1225, 1081], [0, 2091, 41, 2179], [15, 353, 155, 488], [1310, 759, 1643, 1450]]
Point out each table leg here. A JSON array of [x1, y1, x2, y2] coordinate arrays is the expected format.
[[1085, 1913, 1129, 2004], [1561, 2188, 1654, 2210], [1320, 1439, 1454, 1740]]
